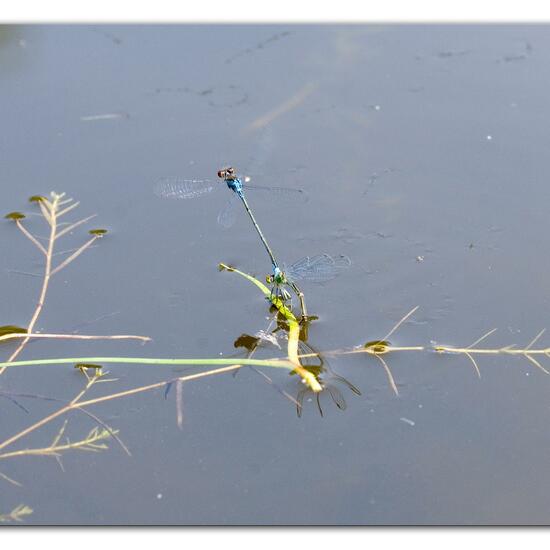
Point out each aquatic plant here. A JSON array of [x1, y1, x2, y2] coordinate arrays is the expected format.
[[0, 195, 324, 521], [3, 190, 550, 525], [1, 192, 149, 376], [0, 504, 33, 523]]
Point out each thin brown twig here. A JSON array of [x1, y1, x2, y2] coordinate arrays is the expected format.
[[0, 426, 116, 460], [176, 380, 184, 430], [56, 201, 80, 218], [71, 407, 131, 456], [0, 470, 22, 487], [523, 354, 549, 375], [464, 351, 482, 378], [1, 193, 62, 374], [374, 354, 399, 396], [467, 328, 498, 349], [0, 364, 245, 459], [382, 305, 419, 342], [526, 329, 546, 351], [50, 236, 99, 276], [15, 220, 47, 255], [55, 214, 96, 239]]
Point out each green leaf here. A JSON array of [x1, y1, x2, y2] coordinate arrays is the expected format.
[[74, 363, 104, 374], [4, 212, 25, 220], [363, 340, 391, 353], [0, 325, 27, 337]]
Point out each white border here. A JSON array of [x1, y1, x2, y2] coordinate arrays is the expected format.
[[1, 2, 548, 543], [2, 0, 550, 22], [0, 529, 548, 548]]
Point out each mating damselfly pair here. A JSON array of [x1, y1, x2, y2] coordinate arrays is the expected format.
[[154, 167, 350, 320]]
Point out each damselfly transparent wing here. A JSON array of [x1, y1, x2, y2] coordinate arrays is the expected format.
[[217, 178, 306, 228], [243, 183, 307, 204], [154, 178, 221, 200], [325, 384, 347, 411], [285, 254, 351, 283], [216, 192, 240, 228], [155, 168, 306, 229]]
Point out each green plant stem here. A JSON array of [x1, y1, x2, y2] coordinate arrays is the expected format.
[[219, 263, 322, 392], [0, 356, 295, 370]]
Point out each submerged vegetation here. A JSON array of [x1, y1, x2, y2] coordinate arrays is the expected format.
[[2, 190, 550, 523]]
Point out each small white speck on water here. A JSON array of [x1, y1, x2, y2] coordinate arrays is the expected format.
[[374, 105, 381, 111], [219, 352, 223, 356], [157, 493, 163, 500], [526, 372, 530, 376], [370, 408, 375, 413], [400, 417, 416, 427], [486, 135, 493, 140], [418, 404, 423, 409]]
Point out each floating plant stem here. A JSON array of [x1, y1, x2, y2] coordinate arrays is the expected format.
[[50, 233, 102, 276], [0, 332, 151, 344], [219, 262, 322, 392], [0, 425, 117, 461], [0, 363, 255, 463], [0, 504, 33, 523], [1, 194, 60, 373], [1, 193, 118, 376], [433, 334, 550, 376], [0, 356, 297, 371], [14, 218, 47, 255]]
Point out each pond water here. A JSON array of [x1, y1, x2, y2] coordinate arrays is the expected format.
[[1, 24, 550, 525]]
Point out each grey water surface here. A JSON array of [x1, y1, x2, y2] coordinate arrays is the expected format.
[[1, 24, 550, 525]]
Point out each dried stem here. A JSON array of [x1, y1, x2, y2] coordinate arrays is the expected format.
[[56, 214, 97, 239], [0, 365, 246, 461], [0, 504, 33, 523], [434, 328, 550, 376], [375, 354, 399, 396], [1, 193, 116, 377], [15, 220, 47, 255], [50, 236, 100, 276], [1, 193, 62, 374], [0, 332, 151, 344], [0, 425, 117, 460]]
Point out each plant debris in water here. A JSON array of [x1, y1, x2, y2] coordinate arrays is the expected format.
[[3, 186, 550, 526]]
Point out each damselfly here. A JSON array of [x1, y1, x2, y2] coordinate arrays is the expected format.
[[156, 167, 348, 322], [281, 254, 351, 284], [266, 254, 351, 320], [156, 167, 303, 306], [154, 167, 305, 229]]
